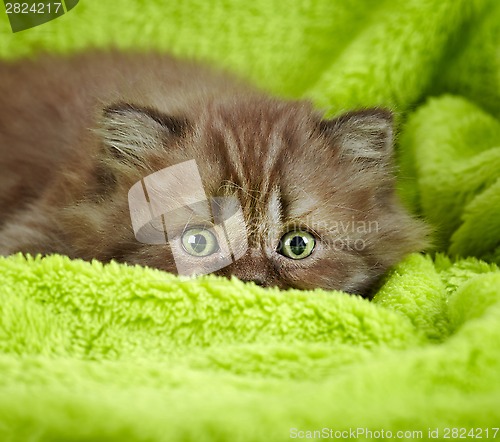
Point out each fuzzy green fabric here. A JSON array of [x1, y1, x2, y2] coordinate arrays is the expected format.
[[1, 0, 500, 440]]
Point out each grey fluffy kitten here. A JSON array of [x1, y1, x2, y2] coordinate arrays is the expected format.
[[0, 51, 429, 295]]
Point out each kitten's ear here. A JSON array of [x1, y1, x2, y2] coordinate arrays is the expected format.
[[98, 103, 188, 163], [319, 109, 393, 163]]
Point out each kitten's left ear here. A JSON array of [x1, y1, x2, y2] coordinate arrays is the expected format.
[[319, 109, 393, 162], [98, 103, 188, 163]]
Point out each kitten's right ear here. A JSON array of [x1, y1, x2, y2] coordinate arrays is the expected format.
[[319, 108, 394, 164], [98, 103, 188, 164]]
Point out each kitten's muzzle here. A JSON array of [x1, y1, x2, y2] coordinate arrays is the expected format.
[[215, 249, 284, 288]]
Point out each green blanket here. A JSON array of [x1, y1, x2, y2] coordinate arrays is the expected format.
[[1, 0, 500, 440]]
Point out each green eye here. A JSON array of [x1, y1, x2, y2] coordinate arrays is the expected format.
[[181, 228, 219, 257], [278, 230, 315, 260]]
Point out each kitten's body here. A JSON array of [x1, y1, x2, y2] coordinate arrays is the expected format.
[[0, 51, 428, 294]]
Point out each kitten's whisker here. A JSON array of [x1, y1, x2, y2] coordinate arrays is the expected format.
[[219, 180, 264, 202]]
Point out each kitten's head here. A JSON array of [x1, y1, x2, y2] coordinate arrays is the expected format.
[[65, 95, 429, 296]]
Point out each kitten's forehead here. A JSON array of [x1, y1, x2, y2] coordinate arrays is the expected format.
[[194, 98, 327, 187], [178, 96, 341, 234]]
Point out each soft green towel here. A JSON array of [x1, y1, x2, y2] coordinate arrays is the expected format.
[[1, 0, 499, 440], [1, 254, 499, 440]]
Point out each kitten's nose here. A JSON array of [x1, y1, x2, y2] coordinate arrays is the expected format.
[[234, 269, 270, 287], [248, 276, 266, 287], [215, 249, 275, 287]]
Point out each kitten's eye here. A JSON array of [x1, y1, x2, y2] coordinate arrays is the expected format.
[[278, 230, 315, 260], [181, 228, 219, 257]]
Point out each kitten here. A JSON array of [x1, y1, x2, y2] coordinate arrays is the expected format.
[[0, 51, 429, 295]]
